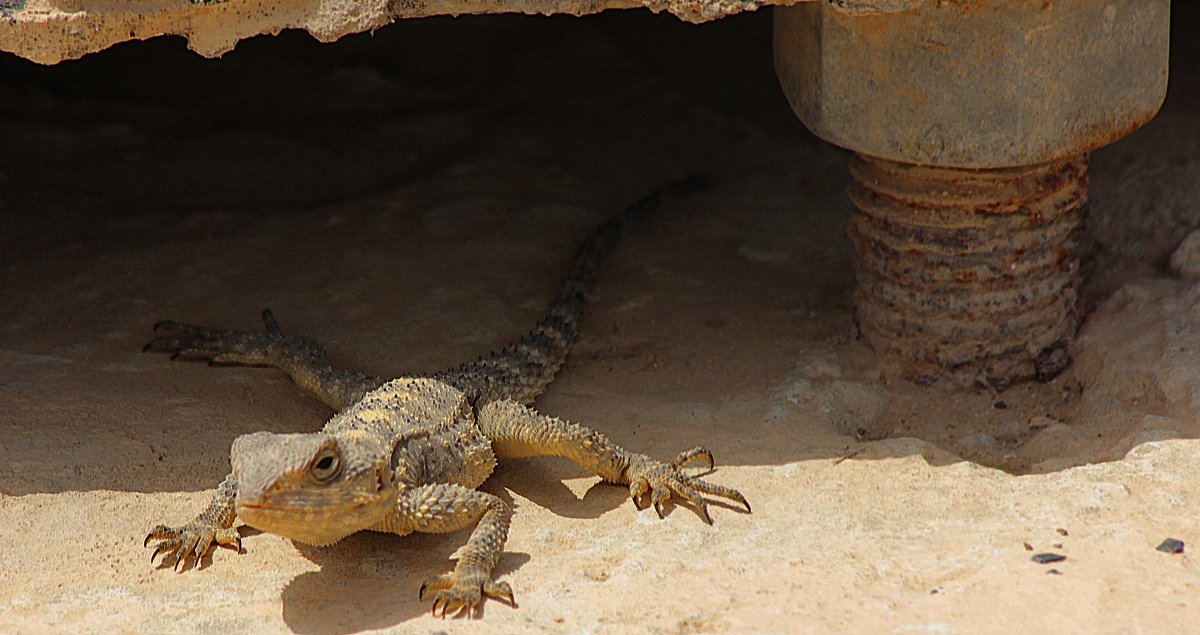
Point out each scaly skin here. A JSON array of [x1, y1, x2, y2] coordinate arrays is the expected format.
[[143, 177, 749, 618]]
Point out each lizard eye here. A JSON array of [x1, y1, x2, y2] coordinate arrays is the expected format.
[[309, 449, 341, 483]]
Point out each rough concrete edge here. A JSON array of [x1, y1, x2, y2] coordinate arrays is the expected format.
[[0, 0, 805, 65]]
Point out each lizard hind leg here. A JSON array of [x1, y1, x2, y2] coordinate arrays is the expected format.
[[144, 309, 288, 366], [144, 308, 382, 411], [477, 399, 750, 525]]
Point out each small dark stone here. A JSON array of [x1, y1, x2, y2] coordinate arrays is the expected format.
[[1156, 538, 1185, 554], [1034, 344, 1071, 382], [994, 401, 1008, 410], [1053, 543, 1064, 549], [1032, 552, 1066, 564], [1023, 542, 1034, 551], [1046, 568, 1063, 575], [1056, 528, 1069, 536]]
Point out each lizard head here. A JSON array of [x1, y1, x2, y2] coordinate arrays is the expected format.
[[230, 429, 394, 546]]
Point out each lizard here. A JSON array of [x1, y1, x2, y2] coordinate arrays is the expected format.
[[142, 176, 750, 618]]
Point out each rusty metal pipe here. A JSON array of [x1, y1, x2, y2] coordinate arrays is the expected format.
[[847, 154, 1087, 387]]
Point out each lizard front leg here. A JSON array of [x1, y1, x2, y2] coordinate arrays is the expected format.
[[388, 483, 515, 618], [477, 399, 750, 523], [144, 473, 242, 570]]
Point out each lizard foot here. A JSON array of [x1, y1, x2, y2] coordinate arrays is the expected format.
[[419, 572, 515, 618], [145, 522, 242, 571], [144, 309, 292, 366], [626, 446, 750, 524]]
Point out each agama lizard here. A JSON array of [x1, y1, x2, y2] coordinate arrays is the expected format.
[[142, 177, 749, 618]]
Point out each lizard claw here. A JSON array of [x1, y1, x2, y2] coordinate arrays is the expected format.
[[419, 572, 515, 619], [628, 475, 650, 511], [144, 310, 291, 366], [145, 522, 241, 570], [626, 446, 749, 524], [671, 446, 714, 472]]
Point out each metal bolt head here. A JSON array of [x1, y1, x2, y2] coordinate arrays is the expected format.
[[774, 0, 1170, 168]]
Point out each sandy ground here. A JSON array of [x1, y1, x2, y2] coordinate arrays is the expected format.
[[1, 10, 1199, 634]]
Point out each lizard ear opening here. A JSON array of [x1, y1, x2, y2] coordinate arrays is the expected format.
[[389, 429, 432, 486]]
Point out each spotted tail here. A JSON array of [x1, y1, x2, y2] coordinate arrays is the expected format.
[[439, 176, 708, 404]]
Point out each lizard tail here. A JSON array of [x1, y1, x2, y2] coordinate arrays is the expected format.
[[441, 176, 708, 404]]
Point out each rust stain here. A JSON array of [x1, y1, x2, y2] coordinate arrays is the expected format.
[[847, 153, 1086, 388]]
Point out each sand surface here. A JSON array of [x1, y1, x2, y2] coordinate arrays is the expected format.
[[1, 11, 1199, 634]]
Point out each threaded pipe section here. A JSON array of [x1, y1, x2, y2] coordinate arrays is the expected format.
[[846, 153, 1088, 388]]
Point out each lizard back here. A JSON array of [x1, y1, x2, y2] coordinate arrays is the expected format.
[[323, 377, 496, 490]]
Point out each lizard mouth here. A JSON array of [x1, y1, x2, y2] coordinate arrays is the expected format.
[[235, 492, 344, 522], [235, 502, 322, 520], [235, 499, 377, 516], [235, 500, 373, 546]]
